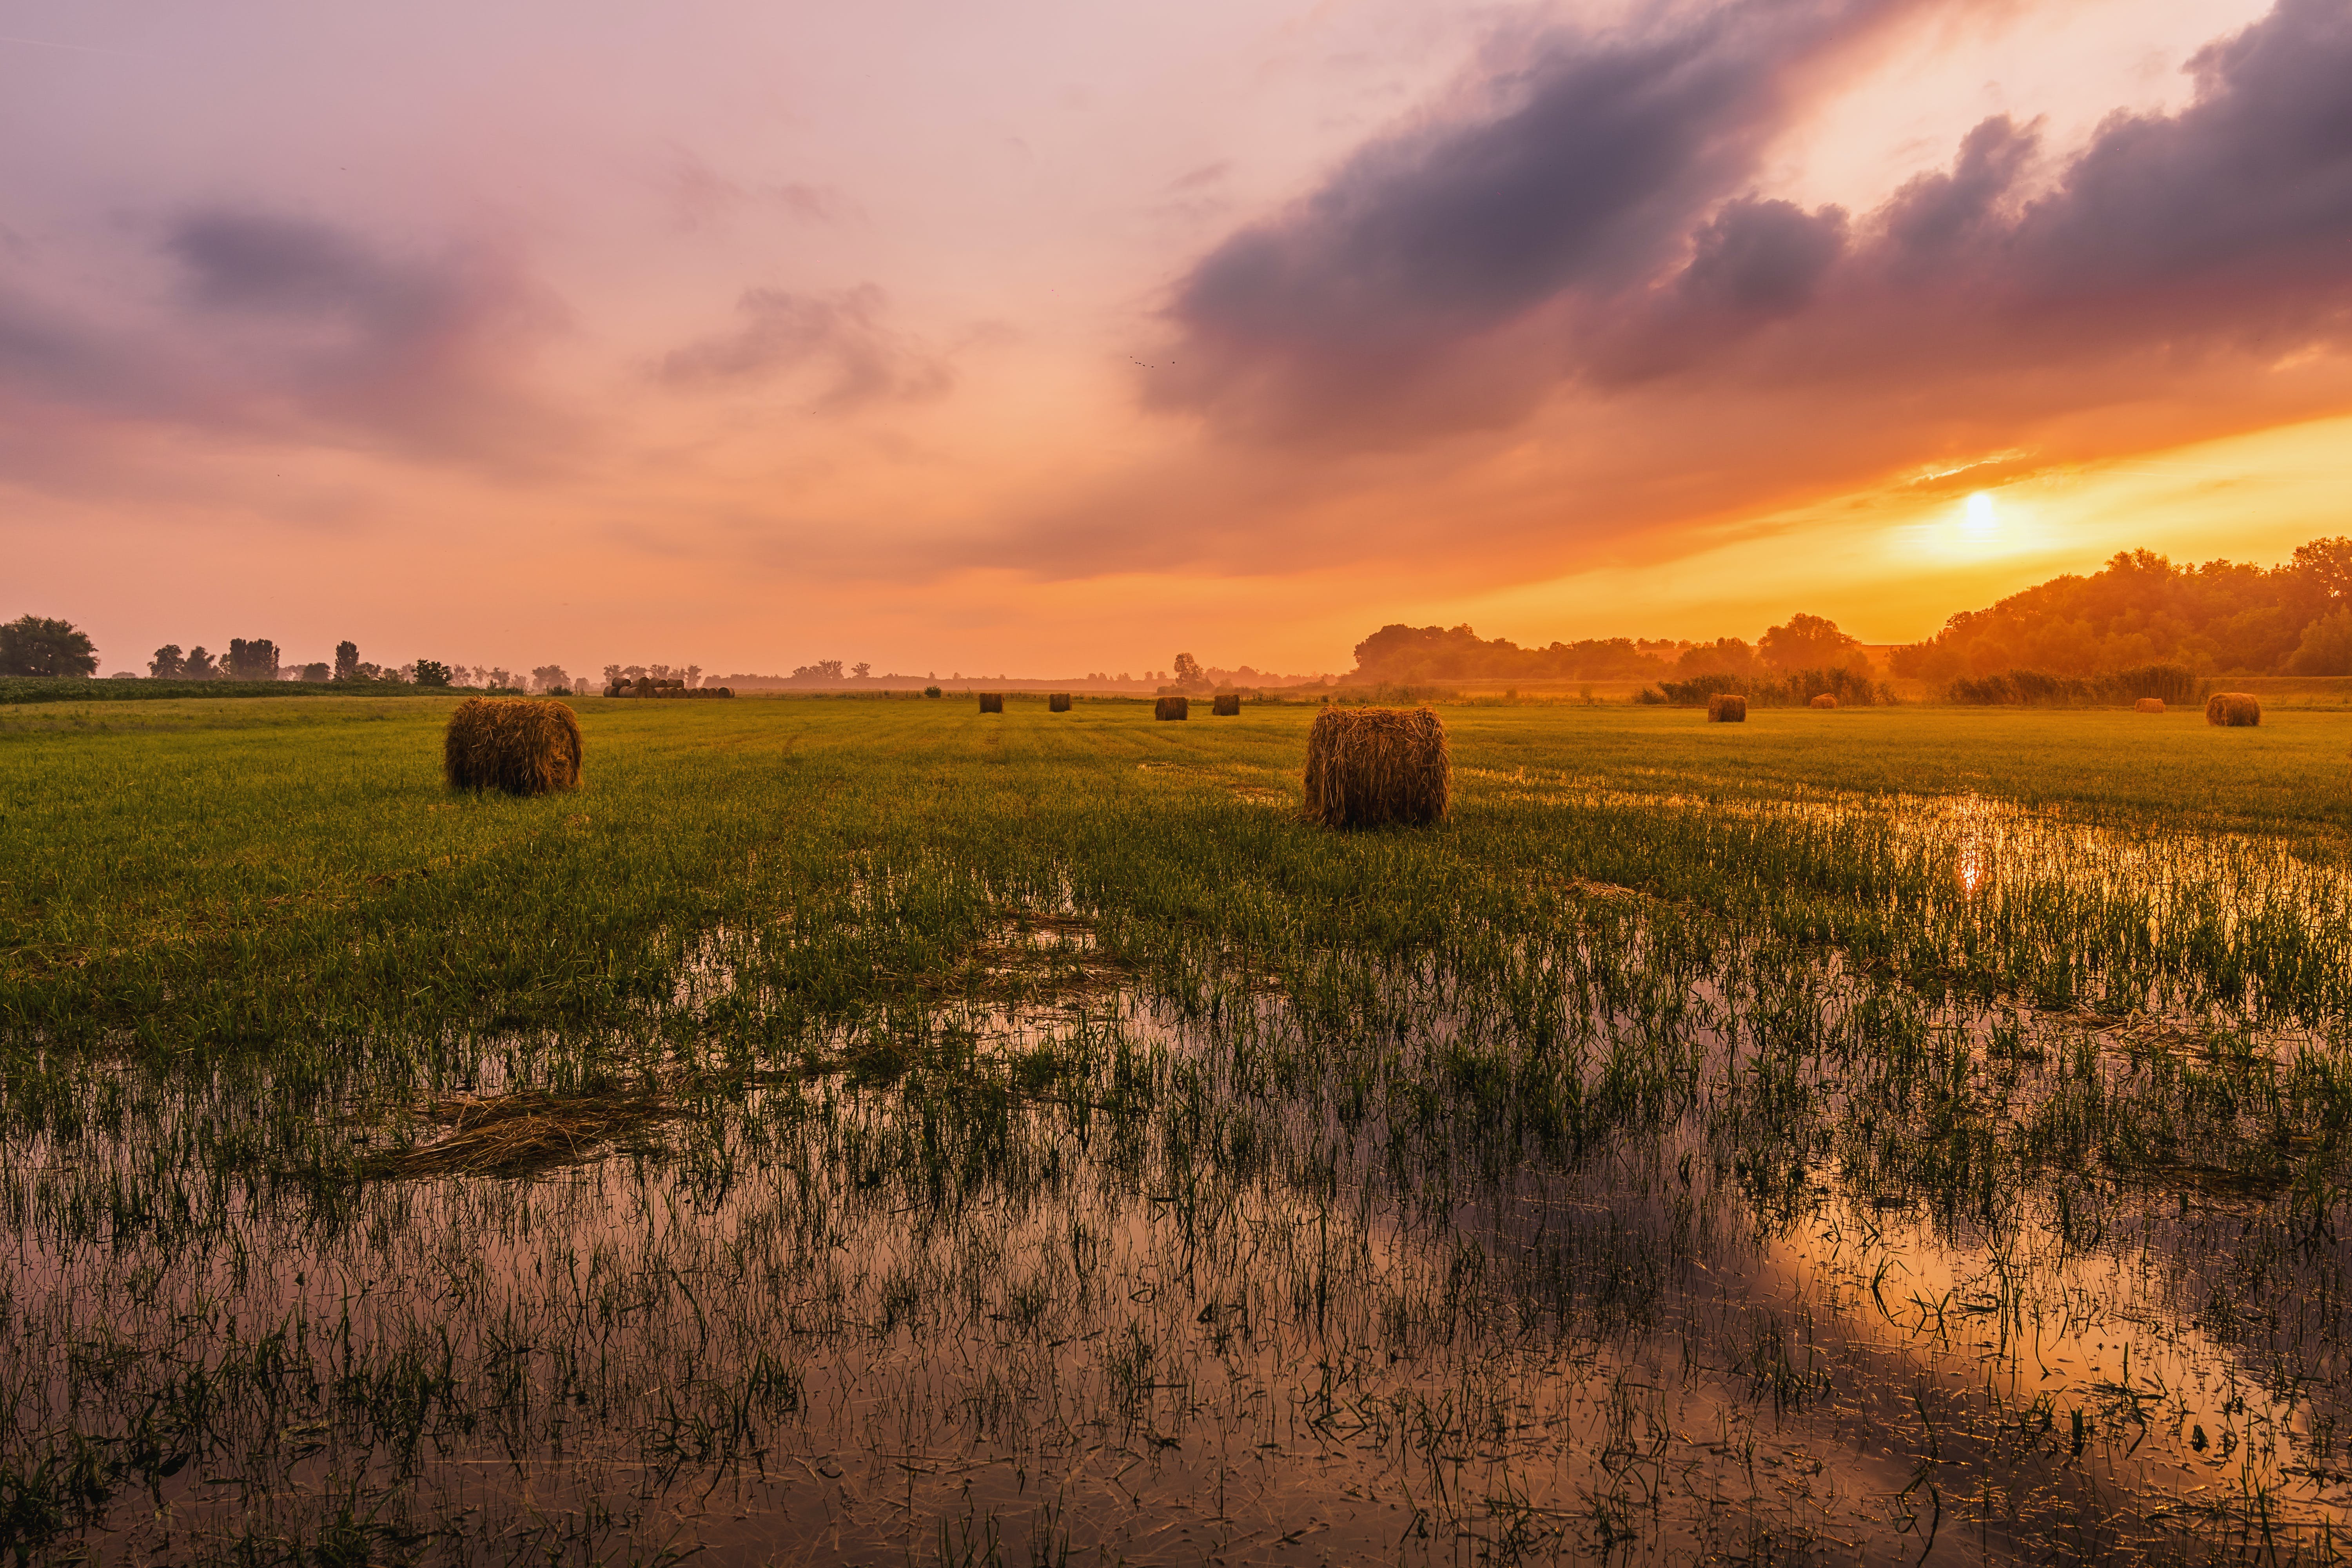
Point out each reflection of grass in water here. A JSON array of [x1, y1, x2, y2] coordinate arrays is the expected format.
[[4, 696, 2352, 1559]]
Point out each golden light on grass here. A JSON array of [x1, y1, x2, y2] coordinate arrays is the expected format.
[[1302, 706, 1449, 829], [444, 698, 583, 796]]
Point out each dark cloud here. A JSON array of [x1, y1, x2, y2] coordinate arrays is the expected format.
[[1155, 0, 1926, 436], [1158, 0, 2352, 445], [0, 209, 571, 468], [660, 285, 951, 412]]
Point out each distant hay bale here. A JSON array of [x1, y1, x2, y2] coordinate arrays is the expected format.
[[1212, 693, 1241, 716], [1302, 706, 1449, 829], [1156, 696, 1189, 720], [444, 698, 583, 796], [1049, 692, 1072, 712], [2206, 692, 2260, 727], [1809, 693, 1837, 710], [979, 692, 1005, 713], [1708, 693, 1748, 723], [2136, 697, 2166, 714]]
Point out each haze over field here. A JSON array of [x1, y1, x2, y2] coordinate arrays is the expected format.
[[5, 0, 2348, 676]]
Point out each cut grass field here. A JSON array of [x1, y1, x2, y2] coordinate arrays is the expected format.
[[5, 692, 2352, 1563], [7, 693, 2351, 1057]]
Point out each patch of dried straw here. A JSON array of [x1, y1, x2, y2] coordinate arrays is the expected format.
[[2205, 692, 2261, 727], [444, 698, 583, 796], [1708, 693, 1748, 723], [2136, 697, 2166, 714], [1809, 693, 1837, 710], [979, 692, 1005, 713], [1155, 696, 1189, 720], [1049, 692, 1072, 712], [1302, 706, 1449, 829], [1212, 693, 1241, 715], [359, 1089, 678, 1180]]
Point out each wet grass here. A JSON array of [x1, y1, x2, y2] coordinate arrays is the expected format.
[[3, 693, 2351, 1561]]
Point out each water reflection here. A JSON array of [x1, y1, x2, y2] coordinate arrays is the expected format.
[[9, 947, 2349, 1564]]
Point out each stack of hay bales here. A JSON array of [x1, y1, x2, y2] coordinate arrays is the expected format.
[[1212, 693, 1242, 716], [2136, 697, 2166, 714], [1155, 696, 1189, 720], [445, 699, 583, 796], [979, 692, 1005, 713], [1708, 694, 1748, 723], [2205, 692, 2261, 726], [603, 679, 732, 699], [1049, 693, 1072, 713], [1303, 707, 1449, 829], [1809, 693, 1837, 710]]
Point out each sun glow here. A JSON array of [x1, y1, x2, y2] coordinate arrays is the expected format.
[[1962, 491, 2000, 540]]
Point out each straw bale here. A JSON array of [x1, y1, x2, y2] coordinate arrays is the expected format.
[[1156, 696, 1189, 720], [1809, 693, 1837, 710], [1707, 693, 1747, 722], [1303, 706, 1449, 829], [1212, 693, 1241, 715], [1047, 692, 1072, 712], [2135, 697, 2166, 714], [444, 698, 583, 796], [979, 692, 1005, 713], [2205, 692, 2261, 726]]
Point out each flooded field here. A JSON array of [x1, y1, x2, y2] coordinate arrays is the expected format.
[[5, 697, 2352, 1563]]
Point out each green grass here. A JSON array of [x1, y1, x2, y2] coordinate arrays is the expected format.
[[5, 692, 2352, 1563], [6, 694, 2350, 1061]]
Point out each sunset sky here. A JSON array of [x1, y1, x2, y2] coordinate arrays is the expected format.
[[5, 0, 2348, 677]]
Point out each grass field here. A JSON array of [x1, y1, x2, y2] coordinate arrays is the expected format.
[[4, 693, 2351, 1563]]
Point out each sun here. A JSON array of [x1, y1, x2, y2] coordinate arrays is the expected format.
[[1961, 491, 2000, 540]]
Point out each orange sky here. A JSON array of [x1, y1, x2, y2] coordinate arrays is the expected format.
[[4, 0, 2346, 678]]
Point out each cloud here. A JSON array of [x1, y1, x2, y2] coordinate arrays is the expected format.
[[659, 285, 952, 412], [0, 209, 572, 470], [1154, 0, 1932, 439], [1157, 0, 2352, 445]]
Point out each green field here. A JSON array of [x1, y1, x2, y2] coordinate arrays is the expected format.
[[4, 694, 2350, 1563]]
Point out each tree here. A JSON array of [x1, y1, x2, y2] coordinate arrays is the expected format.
[[532, 664, 569, 693], [150, 644, 186, 678], [1171, 652, 1206, 691], [2290, 608, 2352, 675], [2294, 537, 2352, 605], [225, 638, 281, 681], [1758, 613, 1860, 673], [334, 641, 361, 681], [298, 662, 331, 682], [852, 661, 872, 680], [0, 615, 98, 677], [183, 646, 218, 680], [414, 659, 452, 687]]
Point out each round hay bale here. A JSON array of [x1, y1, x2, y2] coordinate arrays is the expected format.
[[1049, 692, 1072, 712], [1155, 696, 1189, 720], [1303, 706, 1449, 829], [444, 698, 583, 796], [1707, 693, 1748, 723], [2205, 692, 2261, 726], [2135, 697, 2166, 714], [1809, 693, 1837, 710], [979, 692, 1005, 713], [1212, 693, 1241, 716]]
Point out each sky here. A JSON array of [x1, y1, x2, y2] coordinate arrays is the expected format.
[[4, 0, 2349, 678]]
